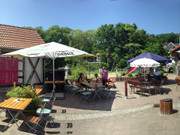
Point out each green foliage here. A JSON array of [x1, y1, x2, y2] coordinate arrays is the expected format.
[[6, 86, 35, 97], [6, 86, 41, 110], [156, 33, 179, 43], [70, 65, 87, 80], [44, 25, 72, 44], [118, 59, 127, 68], [69, 60, 100, 80], [69, 30, 96, 53], [144, 42, 168, 56], [35, 26, 46, 40], [35, 23, 179, 71]]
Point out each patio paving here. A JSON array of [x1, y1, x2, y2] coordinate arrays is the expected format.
[[1, 105, 180, 135], [69, 107, 180, 135], [0, 74, 180, 134]]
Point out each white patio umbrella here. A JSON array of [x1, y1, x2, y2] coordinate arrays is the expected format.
[[130, 58, 160, 79], [130, 58, 160, 68], [3, 42, 92, 94]]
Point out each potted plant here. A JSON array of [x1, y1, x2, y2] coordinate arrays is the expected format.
[[6, 85, 42, 118]]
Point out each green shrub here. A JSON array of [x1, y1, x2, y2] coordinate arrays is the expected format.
[[118, 59, 127, 68], [7, 86, 35, 98], [70, 65, 87, 80], [6, 86, 41, 111]]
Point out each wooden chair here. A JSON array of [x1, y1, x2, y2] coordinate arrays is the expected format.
[[175, 76, 180, 90], [23, 107, 46, 134], [34, 85, 43, 96], [23, 115, 44, 133], [23, 97, 56, 133]]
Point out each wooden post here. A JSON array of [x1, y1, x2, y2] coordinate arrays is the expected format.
[[22, 57, 25, 84], [13, 82, 16, 88], [125, 80, 128, 98], [43, 58, 45, 83]]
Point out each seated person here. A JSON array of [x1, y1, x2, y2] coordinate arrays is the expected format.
[[107, 78, 116, 88], [135, 73, 144, 81], [90, 73, 102, 89], [94, 73, 101, 83], [77, 73, 90, 88], [153, 68, 161, 81], [148, 68, 162, 85], [65, 79, 73, 85]]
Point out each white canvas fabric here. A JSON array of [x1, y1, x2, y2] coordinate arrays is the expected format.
[[4, 42, 90, 58], [130, 58, 160, 67]]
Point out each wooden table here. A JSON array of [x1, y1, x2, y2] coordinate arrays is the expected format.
[[80, 82, 106, 100], [0, 97, 32, 110], [125, 79, 151, 98], [81, 82, 94, 88], [45, 80, 64, 84], [125, 79, 140, 97], [0, 97, 32, 128], [125, 79, 160, 98]]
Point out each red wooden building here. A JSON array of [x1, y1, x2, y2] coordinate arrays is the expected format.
[[0, 24, 45, 85]]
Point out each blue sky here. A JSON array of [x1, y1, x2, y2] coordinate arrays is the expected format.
[[0, 0, 179, 34]]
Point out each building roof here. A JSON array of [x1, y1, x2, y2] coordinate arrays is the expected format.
[[172, 45, 180, 53], [0, 24, 45, 49]]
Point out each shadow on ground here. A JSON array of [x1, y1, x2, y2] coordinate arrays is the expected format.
[[165, 79, 176, 85], [136, 87, 172, 97], [54, 92, 117, 111], [18, 121, 46, 135], [0, 125, 9, 132], [172, 109, 179, 114]]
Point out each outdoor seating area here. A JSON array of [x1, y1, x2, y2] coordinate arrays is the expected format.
[[0, 73, 179, 134], [0, 21, 180, 135], [0, 86, 57, 133], [126, 77, 164, 96], [0, 80, 117, 134], [0, 60, 117, 134], [0, 46, 178, 134]]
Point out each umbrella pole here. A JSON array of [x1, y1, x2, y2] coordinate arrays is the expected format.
[[144, 68, 146, 80], [53, 58, 55, 96]]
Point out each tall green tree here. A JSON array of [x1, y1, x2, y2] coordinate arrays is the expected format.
[[45, 25, 72, 44], [35, 23, 179, 70], [69, 30, 96, 53]]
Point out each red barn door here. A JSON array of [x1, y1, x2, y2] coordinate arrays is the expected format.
[[0, 57, 18, 85]]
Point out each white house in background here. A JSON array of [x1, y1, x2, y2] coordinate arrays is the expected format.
[[171, 45, 180, 76], [164, 42, 179, 51]]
